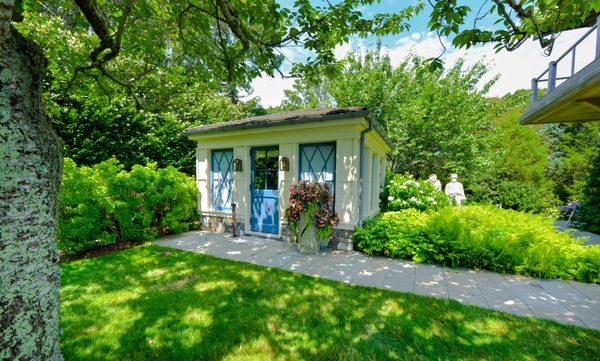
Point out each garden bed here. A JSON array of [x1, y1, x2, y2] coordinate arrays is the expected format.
[[353, 205, 600, 283]]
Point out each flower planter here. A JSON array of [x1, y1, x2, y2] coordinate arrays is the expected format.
[[284, 180, 339, 254], [296, 211, 321, 253]]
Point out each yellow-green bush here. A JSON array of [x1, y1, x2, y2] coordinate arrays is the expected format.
[[354, 205, 599, 283], [59, 158, 198, 255]]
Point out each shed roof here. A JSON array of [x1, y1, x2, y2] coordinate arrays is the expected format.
[[183, 107, 392, 148]]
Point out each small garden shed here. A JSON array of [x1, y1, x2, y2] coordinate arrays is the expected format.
[[184, 107, 391, 250]]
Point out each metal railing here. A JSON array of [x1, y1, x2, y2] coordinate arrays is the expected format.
[[530, 15, 600, 105]]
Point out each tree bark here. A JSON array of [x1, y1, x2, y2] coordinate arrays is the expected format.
[[0, 22, 63, 361]]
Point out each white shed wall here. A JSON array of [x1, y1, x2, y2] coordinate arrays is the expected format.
[[192, 116, 390, 237]]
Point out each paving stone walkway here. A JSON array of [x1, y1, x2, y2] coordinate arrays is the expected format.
[[156, 231, 600, 330], [555, 220, 600, 246]]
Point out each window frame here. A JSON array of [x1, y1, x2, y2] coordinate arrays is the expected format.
[[298, 141, 337, 200], [210, 148, 234, 211]]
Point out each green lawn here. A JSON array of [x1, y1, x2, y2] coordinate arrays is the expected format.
[[60, 245, 600, 360]]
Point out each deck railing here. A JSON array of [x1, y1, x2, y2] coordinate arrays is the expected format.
[[530, 15, 600, 105]]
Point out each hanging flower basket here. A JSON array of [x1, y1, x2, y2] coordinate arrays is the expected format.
[[285, 181, 338, 253]]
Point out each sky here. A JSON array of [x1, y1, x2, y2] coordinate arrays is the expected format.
[[246, 1, 595, 107]]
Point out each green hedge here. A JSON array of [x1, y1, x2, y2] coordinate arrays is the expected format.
[[577, 153, 600, 233], [59, 158, 198, 255], [354, 205, 599, 283]]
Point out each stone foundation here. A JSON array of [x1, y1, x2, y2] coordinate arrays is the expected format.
[[281, 223, 355, 251], [281, 223, 292, 242], [201, 215, 356, 251], [201, 214, 245, 235], [331, 227, 355, 251]]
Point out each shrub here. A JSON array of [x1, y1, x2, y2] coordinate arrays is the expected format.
[[59, 159, 116, 254], [495, 180, 559, 214], [59, 158, 198, 255], [469, 110, 559, 215], [353, 210, 428, 258], [48, 97, 197, 175], [470, 178, 559, 215], [577, 153, 600, 233], [382, 174, 447, 212], [354, 205, 600, 283]]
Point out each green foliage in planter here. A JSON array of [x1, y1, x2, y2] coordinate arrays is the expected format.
[[284, 181, 338, 244], [59, 158, 198, 255], [354, 205, 599, 283], [381, 173, 447, 212]]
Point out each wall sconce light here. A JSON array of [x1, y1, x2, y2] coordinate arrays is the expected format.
[[233, 158, 243, 172], [279, 156, 289, 171]]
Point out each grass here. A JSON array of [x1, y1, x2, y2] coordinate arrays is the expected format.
[[60, 245, 600, 360]]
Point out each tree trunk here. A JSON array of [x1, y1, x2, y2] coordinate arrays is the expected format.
[[0, 22, 63, 361]]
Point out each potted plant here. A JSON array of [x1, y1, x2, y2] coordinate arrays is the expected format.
[[284, 180, 339, 253]]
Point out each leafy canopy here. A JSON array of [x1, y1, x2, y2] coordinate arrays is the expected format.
[[14, 0, 600, 103], [282, 49, 496, 185], [469, 109, 559, 214], [18, 0, 422, 105]]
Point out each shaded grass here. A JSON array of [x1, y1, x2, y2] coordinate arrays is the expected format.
[[60, 245, 600, 360]]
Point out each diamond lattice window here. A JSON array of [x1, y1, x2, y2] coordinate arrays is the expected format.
[[299, 142, 336, 196], [211, 149, 234, 210]]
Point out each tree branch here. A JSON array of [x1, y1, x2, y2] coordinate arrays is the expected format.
[[68, 0, 145, 104], [504, 0, 546, 49]]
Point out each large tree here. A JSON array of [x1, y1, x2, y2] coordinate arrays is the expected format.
[[1, 1, 598, 359], [0, 1, 418, 359], [542, 122, 600, 202], [283, 51, 496, 185]]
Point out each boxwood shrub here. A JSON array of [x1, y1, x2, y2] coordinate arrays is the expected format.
[[59, 158, 198, 255], [354, 205, 599, 283]]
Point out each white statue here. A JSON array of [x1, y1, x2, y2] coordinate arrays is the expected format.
[[427, 174, 442, 191], [445, 173, 466, 206]]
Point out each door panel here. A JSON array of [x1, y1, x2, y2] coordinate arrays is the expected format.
[[250, 146, 279, 234]]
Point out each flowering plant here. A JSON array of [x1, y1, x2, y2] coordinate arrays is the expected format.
[[384, 174, 446, 212], [285, 180, 338, 243]]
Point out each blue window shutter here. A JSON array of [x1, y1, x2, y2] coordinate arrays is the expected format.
[[299, 142, 336, 196], [211, 149, 234, 210]]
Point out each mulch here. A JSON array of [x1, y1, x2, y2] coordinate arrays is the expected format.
[[60, 240, 145, 262]]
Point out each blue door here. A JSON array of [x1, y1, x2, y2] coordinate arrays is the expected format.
[[250, 146, 279, 234]]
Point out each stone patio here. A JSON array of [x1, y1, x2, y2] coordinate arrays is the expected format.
[[555, 220, 600, 246], [156, 230, 600, 330]]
